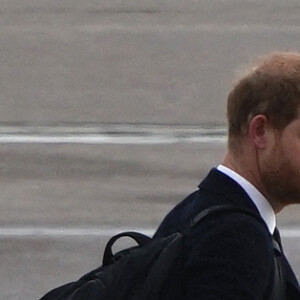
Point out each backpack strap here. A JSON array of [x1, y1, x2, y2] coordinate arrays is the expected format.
[[189, 204, 267, 228], [189, 204, 284, 300]]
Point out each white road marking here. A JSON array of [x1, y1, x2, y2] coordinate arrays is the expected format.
[[0, 227, 155, 238], [0, 135, 225, 144], [79, 23, 300, 34], [281, 228, 300, 239], [0, 125, 226, 144], [0, 226, 300, 238], [5, 23, 300, 34]]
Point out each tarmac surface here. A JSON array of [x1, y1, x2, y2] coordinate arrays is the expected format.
[[2, 141, 300, 299], [1, 1, 300, 299], [1, 0, 300, 125]]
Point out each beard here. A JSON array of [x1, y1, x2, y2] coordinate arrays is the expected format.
[[260, 154, 300, 206]]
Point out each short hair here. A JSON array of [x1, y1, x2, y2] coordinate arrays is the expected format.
[[227, 52, 300, 151]]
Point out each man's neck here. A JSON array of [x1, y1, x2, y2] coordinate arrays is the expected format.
[[217, 164, 276, 234], [222, 153, 284, 213]]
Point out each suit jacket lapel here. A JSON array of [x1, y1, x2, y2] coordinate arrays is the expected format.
[[282, 255, 300, 295]]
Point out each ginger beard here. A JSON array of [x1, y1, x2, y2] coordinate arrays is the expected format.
[[260, 131, 300, 206]]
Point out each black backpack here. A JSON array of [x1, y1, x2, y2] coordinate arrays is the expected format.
[[40, 205, 283, 300]]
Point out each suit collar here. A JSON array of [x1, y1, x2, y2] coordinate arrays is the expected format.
[[217, 165, 276, 234], [198, 168, 260, 215]]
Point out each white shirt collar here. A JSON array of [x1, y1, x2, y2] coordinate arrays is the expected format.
[[217, 164, 276, 234]]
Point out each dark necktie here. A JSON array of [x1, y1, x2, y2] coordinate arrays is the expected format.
[[273, 227, 283, 253], [273, 227, 300, 298], [269, 227, 286, 300]]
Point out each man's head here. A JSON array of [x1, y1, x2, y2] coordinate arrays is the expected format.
[[228, 52, 300, 152], [225, 52, 300, 210]]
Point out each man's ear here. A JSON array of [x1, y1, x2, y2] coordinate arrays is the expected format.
[[248, 115, 271, 149]]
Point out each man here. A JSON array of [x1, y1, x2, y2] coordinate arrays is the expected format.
[[154, 52, 300, 299]]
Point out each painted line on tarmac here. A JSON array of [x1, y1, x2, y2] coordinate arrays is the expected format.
[[281, 228, 300, 239], [0, 227, 300, 238], [0, 125, 226, 144], [6, 23, 300, 34], [0, 227, 156, 238], [79, 23, 300, 34], [0, 135, 225, 144]]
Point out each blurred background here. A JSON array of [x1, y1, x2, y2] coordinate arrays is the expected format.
[[1, 1, 300, 299]]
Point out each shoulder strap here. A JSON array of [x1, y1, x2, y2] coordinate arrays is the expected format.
[[189, 204, 267, 228]]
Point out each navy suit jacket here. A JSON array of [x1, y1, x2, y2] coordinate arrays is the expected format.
[[154, 168, 300, 299]]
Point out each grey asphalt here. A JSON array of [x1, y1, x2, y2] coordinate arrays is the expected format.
[[1, 0, 300, 125], [2, 142, 300, 299], [1, 1, 300, 299]]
